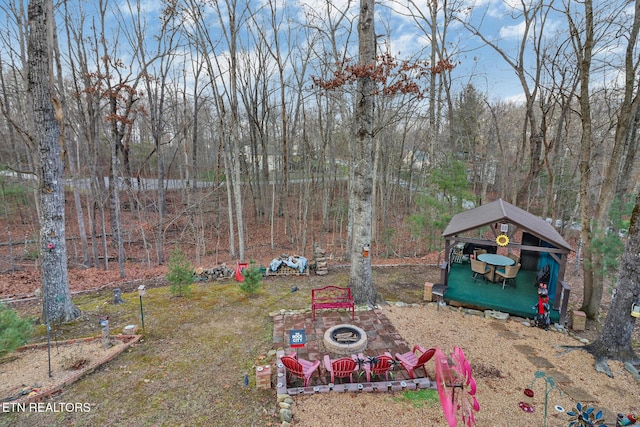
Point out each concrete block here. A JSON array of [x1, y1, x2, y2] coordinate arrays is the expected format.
[[424, 282, 434, 302], [484, 310, 509, 322], [572, 310, 586, 331]]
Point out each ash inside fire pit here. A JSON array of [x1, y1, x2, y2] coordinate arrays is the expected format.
[[324, 324, 368, 355]]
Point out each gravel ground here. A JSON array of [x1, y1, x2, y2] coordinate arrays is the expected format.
[[291, 303, 639, 427]]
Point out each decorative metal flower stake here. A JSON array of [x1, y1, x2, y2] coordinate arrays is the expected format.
[[567, 402, 608, 427], [435, 346, 480, 427], [528, 371, 557, 427]]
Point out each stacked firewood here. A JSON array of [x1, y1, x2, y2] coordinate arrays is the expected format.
[[193, 264, 235, 281], [314, 246, 328, 276]]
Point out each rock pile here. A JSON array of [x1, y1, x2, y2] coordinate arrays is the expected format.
[[193, 264, 235, 281], [314, 246, 328, 276]]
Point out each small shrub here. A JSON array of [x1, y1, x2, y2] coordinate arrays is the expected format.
[[239, 261, 262, 294], [0, 304, 33, 358], [166, 248, 193, 297]]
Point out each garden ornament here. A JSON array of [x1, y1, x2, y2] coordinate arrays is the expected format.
[[518, 388, 535, 413], [617, 413, 637, 426], [567, 402, 607, 426], [528, 371, 559, 427], [435, 346, 479, 427]]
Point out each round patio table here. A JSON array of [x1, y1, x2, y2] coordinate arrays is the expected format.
[[477, 253, 515, 267]]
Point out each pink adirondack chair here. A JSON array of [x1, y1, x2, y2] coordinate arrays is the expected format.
[[395, 345, 436, 379], [280, 353, 322, 387], [323, 355, 358, 384]]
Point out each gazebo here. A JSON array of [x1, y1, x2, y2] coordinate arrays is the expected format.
[[440, 199, 573, 325]]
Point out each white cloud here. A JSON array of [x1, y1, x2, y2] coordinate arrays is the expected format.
[[499, 20, 526, 39], [388, 32, 429, 58]]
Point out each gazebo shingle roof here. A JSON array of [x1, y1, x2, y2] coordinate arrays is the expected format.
[[442, 198, 572, 252]]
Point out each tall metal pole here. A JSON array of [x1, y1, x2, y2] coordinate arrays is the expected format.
[[139, 294, 145, 333], [138, 285, 146, 334]]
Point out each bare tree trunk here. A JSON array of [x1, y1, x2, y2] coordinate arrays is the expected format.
[[110, 123, 125, 278], [586, 0, 640, 317], [0, 59, 28, 179], [99, 195, 108, 269], [0, 183, 15, 272], [1, 0, 40, 218], [616, 105, 640, 197], [220, 133, 236, 259], [349, 0, 376, 306], [225, 2, 246, 262], [155, 138, 166, 266], [569, 0, 596, 317], [27, 0, 79, 323], [64, 2, 102, 268], [52, 10, 89, 266], [585, 192, 640, 373], [459, 2, 549, 206]]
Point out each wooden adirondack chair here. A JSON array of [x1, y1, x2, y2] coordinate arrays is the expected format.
[[395, 345, 436, 379], [280, 353, 321, 387]]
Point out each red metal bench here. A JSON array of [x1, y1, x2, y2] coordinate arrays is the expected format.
[[311, 286, 355, 321]]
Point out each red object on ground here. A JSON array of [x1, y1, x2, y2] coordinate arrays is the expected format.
[[236, 262, 248, 282]]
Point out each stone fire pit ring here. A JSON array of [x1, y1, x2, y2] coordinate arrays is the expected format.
[[323, 324, 368, 355]]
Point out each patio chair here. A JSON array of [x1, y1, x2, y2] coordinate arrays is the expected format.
[[395, 345, 436, 379], [507, 253, 520, 264], [281, 353, 322, 387], [360, 353, 396, 382], [495, 263, 521, 289], [323, 355, 358, 384], [473, 249, 487, 258], [470, 258, 490, 282]]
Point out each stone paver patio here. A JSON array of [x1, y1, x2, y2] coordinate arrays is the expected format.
[[272, 308, 433, 395]]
